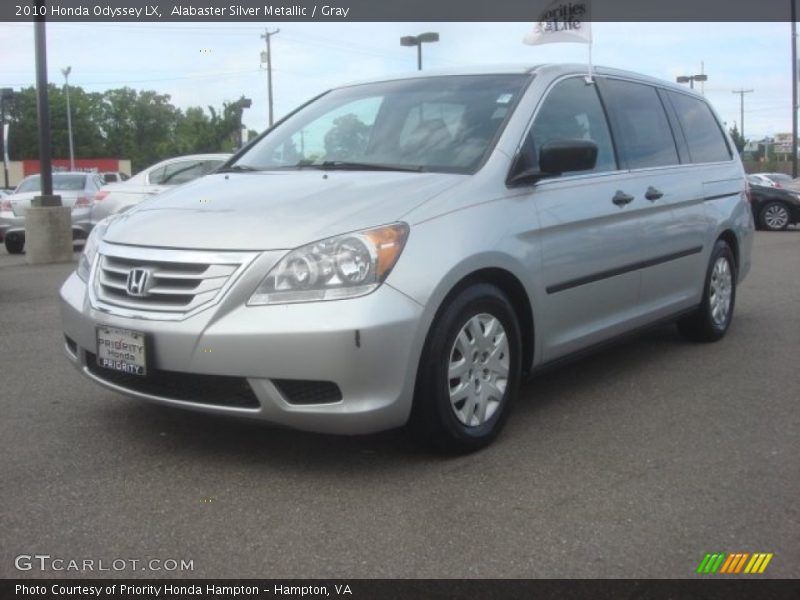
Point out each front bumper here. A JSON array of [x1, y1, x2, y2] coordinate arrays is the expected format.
[[60, 268, 425, 435]]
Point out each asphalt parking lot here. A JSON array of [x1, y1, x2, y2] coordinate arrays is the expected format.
[[1, 230, 798, 579]]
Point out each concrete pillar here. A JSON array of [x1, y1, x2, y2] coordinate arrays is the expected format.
[[25, 206, 74, 265]]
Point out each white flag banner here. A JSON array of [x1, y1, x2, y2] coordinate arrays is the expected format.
[[523, 0, 592, 46]]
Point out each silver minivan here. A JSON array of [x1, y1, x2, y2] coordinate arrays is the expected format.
[[60, 64, 753, 452]]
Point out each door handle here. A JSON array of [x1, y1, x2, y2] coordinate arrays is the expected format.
[[645, 186, 664, 201], [612, 190, 634, 206]]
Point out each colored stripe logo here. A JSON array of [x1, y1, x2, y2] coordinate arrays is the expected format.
[[697, 552, 773, 574]]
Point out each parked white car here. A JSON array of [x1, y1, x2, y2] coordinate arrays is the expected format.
[[91, 154, 231, 223]]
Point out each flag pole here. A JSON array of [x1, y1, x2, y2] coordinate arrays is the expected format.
[[585, 39, 594, 84]]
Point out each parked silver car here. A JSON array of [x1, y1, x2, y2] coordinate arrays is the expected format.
[[91, 153, 231, 224], [1, 172, 104, 254], [60, 65, 753, 452]]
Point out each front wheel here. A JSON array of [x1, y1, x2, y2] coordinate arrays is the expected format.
[[677, 240, 736, 343], [411, 283, 522, 453]]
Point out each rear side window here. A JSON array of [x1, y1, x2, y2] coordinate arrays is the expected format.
[[601, 79, 679, 169], [667, 92, 731, 163]]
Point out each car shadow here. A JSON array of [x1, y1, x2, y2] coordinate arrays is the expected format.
[[102, 324, 688, 470]]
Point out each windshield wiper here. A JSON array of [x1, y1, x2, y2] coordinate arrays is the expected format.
[[293, 160, 424, 173], [216, 164, 262, 174]]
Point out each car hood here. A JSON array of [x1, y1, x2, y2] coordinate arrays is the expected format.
[[103, 170, 465, 250]]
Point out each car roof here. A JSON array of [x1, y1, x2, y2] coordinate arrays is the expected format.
[[338, 63, 697, 95]]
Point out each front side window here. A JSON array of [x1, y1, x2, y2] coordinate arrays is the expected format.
[[526, 77, 617, 174], [236, 74, 530, 174], [601, 79, 680, 169]]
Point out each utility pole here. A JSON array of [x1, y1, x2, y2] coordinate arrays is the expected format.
[[260, 28, 279, 127], [732, 89, 754, 142]]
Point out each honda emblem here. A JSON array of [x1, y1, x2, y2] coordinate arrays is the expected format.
[[126, 268, 152, 297]]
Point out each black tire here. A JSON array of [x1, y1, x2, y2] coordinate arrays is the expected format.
[[4, 233, 24, 254], [758, 201, 790, 231], [411, 283, 522, 454], [677, 240, 736, 343]]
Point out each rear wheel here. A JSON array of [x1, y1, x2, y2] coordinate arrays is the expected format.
[[677, 240, 736, 342], [759, 201, 790, 231], [412, 283, 522, 453], [4, 233, 24, 254]]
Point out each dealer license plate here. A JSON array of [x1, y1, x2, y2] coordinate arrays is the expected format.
[[96, 326, 147, 376]]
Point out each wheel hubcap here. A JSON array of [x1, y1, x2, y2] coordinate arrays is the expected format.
[[764, 205, 789, 229], [709, 257, 733, 328], [448, 313, 509, 427]]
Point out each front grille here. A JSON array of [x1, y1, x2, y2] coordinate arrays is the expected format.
[[86, 352, 260, 408], [272, 379, 342, 405], [94, 253, 241, 314]]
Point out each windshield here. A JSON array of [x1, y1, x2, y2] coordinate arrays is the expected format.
[[16, 174, 87, 193], [235, 74, 529, 174]]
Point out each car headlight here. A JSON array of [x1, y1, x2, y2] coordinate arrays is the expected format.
[[77, 219, 111, 282], [248, 223, 409, 305]]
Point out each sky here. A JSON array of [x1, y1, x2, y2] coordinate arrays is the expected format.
[[0, 21, 794, 142]]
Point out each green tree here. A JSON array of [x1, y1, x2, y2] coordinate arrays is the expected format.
[[4, 84, 255, 172], [324, 113, 370, 159], [728, 123, 746, 154]]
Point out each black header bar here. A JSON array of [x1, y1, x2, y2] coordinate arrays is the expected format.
[[0, 0, 795, 22], [4, 579, 800, 600]]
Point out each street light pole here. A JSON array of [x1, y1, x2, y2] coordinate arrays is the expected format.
[[0, 87, 12, 189], [34, 12, 54, 199], [400, 32, 440, 71], [61, 66, 75, 171], [676, 74, 708, 91], [239, 97, 252, 148]]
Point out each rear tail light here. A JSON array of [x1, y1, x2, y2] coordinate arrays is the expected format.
[[0, 199, 11, 211], [94, 190, 109, 202], [73, 195, 92, 209], [745, 181, 752, 204]]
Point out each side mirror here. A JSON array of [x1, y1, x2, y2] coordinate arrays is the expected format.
[[507, 139, 598, 186], [539, 139, 598, 174]]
